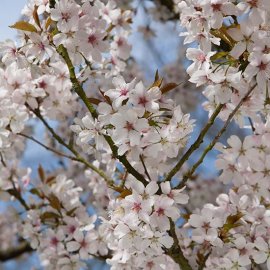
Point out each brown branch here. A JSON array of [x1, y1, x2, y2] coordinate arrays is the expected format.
[[29, 109, 116, 190], [177, 83, 257, 189], [55, 44, 147, 185], [166, 219, 192, 270], [0, 241, 33, 262], [164, 104, 224, 182]]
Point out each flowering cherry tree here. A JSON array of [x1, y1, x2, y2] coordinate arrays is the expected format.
[[0, 0, 270, 269]]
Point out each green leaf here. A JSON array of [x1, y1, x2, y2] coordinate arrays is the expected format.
[[211, 51, 228, 61], [30, 188, 42, 198], [9, 21, 37, 32]]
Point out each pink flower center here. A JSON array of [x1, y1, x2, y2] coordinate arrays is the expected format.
[[194, 6, 202, 12], [61, 12, 70, 22], [11, 48, 17, 56], [258, 61, 267, 71], [197, 53, 206, 62], [120, 88, 128, 96], [146, 261, 154, 269], [103, 8, 109, 15], [248, 0, 258, 7], [13, 81, 21, 89], [132, 202, 142, 213], [38, 42, 45, 51], [111, 57, 116, 65], [138, 96, 148, 106], [80, 239, 87, 248], [117, 38, 124, 47], [50, 236, 59, 247], [239, 248, 247, 255], [39, 80, 47, 89], [125, 122, 134, 131], [202, 222, 210, 230], [88, 34, 97, 45], [156, 207, 165, 216], [69, 225, 76, 234], [168, 191, 174, 199], [211, 3, 222, 11]]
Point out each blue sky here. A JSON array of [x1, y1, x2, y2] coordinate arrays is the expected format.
[[0, 0, 26, 41]]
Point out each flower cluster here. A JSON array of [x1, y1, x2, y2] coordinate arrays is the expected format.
[[178, 0, 270, 125], [71, 75, 194, 181], [181, 116, 270, 269], [1, 0, 270, 269], [102, 180, 188, 269], [23, 174, 106, 269]]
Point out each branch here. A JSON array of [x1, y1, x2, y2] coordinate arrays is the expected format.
[[30, 109, 116, 189], [177, 83, 257, 189], [18, 132, 77, 160], [56, 45, 147, 185], [198, 250, 212, 270], [166, 219, 192, 270], [164, 104, 224, 182], [0, 241, 33, 262], [140, 154, 152, 181]]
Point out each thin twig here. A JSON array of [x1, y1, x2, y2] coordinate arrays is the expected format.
[[248, 117, 256, 133], [140, 155, 152, 181], [164, 104, 224, 182], [166, 219, 193, 270], [30, 109, 116, 189], [0, 241, 33, 262], [177, 83, 257, 189], [18, 132, 76, 160]]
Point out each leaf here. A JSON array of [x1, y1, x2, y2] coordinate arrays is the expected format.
[[210, 52, 228, 61], [38, 165, 45, 182], [47, 193, 62, 211], [9, 21, 37, 33], [226, 212, 244, 224], [149, 70, 163, 89], [99, 88, 111, 104], [45, 17, 52, 30], [33, 5, 41, 29], [117, 189, 132, 199], [66, 207, 78, 216], [40, 211, 60, 222], [88, 97, 102, 105], [30, 188, 43, 198], [154, 70, 159, 82], [160, 82, 180, 94], [223, 212, 244, 232], [46, 175, 56, 184]]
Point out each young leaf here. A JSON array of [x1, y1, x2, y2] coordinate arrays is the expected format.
[[47, 193, 62, 211], [40, 211, 60, 222], [88, 97, 102, 105], [9, 21, 37, 33], [149, 70, 163, 89], [38, 165, 46, 182], [160, 82, 180, 94], [33, 6, 41, 29]]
